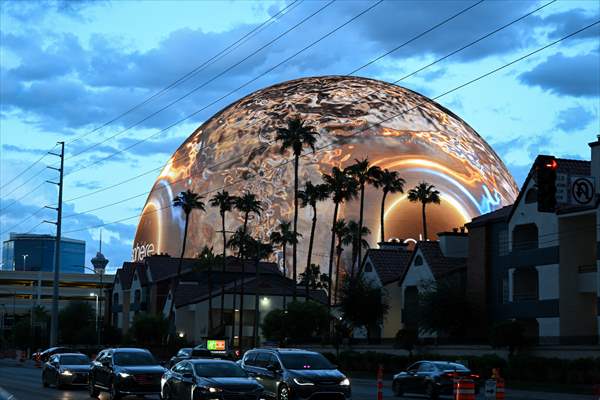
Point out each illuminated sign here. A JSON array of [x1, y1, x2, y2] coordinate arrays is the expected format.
[[207, 340, 226, 351], [132, 242, 155, 262]]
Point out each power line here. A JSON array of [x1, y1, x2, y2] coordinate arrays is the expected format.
[[0, 181, 47, 213], [61, 0, 336, 168], [57, 0, 547, 218], [61, 20, 600, 234], [1, 164, 49, 199], [0, 143, 57, 191]]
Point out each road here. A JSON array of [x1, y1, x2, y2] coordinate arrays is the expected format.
[[0, 364, 593, 400]]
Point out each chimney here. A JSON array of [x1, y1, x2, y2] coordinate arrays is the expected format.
[[438, 229, 469, 257], [590, 135, 600, 194]]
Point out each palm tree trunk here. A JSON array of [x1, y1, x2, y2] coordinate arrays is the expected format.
[[208, 263, 213, 334], [305, 204, 317, 301], [422, 203, 427, 241], [253, 257, 260, 347], [168, 213, 189, 341], [380, 191, 387, 243], [327, 202, 339, 311], [356, 183, 365, 273], [238, 214, 249, 349], [220, 211, 226, 327], [282, 244, 287, 310], [334, 246, 343, 304], [292, 155, 299, 301]]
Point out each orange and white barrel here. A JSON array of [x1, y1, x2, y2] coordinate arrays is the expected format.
[[454, 378, 476, 400]]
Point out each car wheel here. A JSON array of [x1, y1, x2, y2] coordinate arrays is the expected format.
[[161, 384, 172, 400], [426, 382, 438, 400], [55, 372, 64, 389], [392, 380, 404, 397], [42, 372, 49, 388], [110, 381, 122, 400], [278, 384, 290, 400], [89, 378, 99, 398]]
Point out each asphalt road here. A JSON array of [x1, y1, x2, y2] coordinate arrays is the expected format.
[[0, 365, 593, 400]]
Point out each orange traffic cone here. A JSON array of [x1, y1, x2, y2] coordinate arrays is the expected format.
[[454, 378, 476, 400], [376, 364, 383, 400], [496, 378, 505, 400]]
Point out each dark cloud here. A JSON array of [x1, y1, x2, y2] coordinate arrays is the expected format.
[[556, 106, 595, 131], [543, 8, 600, 41], [2, 144, 48, 155], [519, 52, 600, 97], [1, 0, 105, 23]]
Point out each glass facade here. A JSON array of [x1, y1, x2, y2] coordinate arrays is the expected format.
[[1, 233, 85, 273]]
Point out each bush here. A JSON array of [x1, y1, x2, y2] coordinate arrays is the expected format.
[[59, 302, 96, 345], [489, 320, 527, 355], [130, 313, 168, 345], [394, 329, 418, 355], [261, 300, 329, 344]]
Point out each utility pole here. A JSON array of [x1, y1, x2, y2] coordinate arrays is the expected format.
[[44, 142, 64, 346]]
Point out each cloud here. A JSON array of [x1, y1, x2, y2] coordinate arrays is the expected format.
[[555, 106, 595, 131], [519, 52, 600, 97], [2, 144, 48, 155], [543, 8, 600, 41], [1, 0, 105, 23]]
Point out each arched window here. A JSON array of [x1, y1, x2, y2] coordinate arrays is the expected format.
[[513, 224, 538, 250], [113, 292, 119, 305], [525, 188, 537, 204], [513, 267, 538, 302], [414, 255, 423, 266]]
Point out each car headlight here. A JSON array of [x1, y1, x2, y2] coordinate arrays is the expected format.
[[293, 377, 315, 386], [60, 370, 73, 376], [118, 372, 131, 378], [340, 378, 350, 386], [197, 386, 223, 393]]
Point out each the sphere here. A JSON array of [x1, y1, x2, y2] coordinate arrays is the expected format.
[[132, 76, 518, 272]]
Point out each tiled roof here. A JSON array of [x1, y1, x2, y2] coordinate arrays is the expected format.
[[415, 241, 466, 279], [556, 158, 590, 176], [467, 205, 512, 227], [115, 262, 142, 290], [144, 256, 199, 282], [363, 248, 412, 284]]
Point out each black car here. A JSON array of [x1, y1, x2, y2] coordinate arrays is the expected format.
[[42, 353, 91, 388], [392, 361, 480, 399], [169, 348, 193, 368], [241, 348, 351, 400], [35, 346, 76, 362], [89, 348, 166, 399], [161, 359, 264, 400]]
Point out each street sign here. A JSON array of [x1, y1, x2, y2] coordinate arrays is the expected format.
[[571, 177, 595, 205], [484, 379, 497, 399]]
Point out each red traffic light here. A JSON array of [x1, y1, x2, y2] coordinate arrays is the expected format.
[[544, 159, 558, 170]]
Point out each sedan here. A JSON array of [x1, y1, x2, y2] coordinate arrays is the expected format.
[[161, 359, 264, 400], [35, 346, 76, 362], [392, 361, 479, 399], [42, 353, 91, 389], [169, 348, 193, 368]]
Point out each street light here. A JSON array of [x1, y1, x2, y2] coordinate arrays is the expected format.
[[22, 254, 29, 270], [90, 292, 99, 336], [80, 265, 105, 346]]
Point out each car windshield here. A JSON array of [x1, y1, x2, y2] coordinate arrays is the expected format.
[[113, 352, 157, 366], [60, 355, 90, 365], [279, 353, 334, 370], [432, 362, 469, 371], [194, 362, 247, 377]]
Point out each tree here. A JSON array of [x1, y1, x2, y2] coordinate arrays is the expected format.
[[196, 246, 223, 336], [269, 220, 301, 309], [209, 190, 238, 327], [333, 219, 351, 303], [346, 220, 371, 277], [275, 117, 319, 300], [345, 158, 382, 270], [130, 313, 168, 345], [59, 302, 96, 345], [261, 300, 329, 344], [373, 169, 405, 242], [490, 320, 527, 356], [298, 180, 330, 300], [338, 275, 389, 342], [246, 237, 273, 347], [233, 192, 263, 347], [418, 275, 471, 338], [322, 167, 358, 310], [407, 182, 441, 240], [298, 264, 329, 292], [170, 190, 205, 340]]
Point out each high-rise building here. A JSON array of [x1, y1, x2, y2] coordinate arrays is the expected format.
[[1, 233, 85, 273]]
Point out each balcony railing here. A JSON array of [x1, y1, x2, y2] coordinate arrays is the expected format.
[[578, 264, 597, 273]]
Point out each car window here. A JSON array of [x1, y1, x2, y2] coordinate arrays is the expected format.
[[255, 352, 271, 368], [243, 352, 257, 366], [418, 363, 434, 372], [60, 355, 90, 365], [113, 351, 156, 366], [407, 363, 420, 372], [268, 355, 281, 369], [181, 362, 193, 374], [177, 349, 191, 357], [194, 362, 247, 377], [278, 353, 334, 370], [432, 362, 469, 371], [49, 355, 58, 363]]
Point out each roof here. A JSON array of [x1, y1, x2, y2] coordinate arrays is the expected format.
[[114, 262, 141, 290], [399, 241, 466, 284], [363, 248, 412, 284], [467, 205, 512, 227]]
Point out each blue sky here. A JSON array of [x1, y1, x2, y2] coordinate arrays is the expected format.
[[1, 0, 599, 272]]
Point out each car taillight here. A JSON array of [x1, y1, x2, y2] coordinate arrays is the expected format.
[[443, 372, 459, 378], [469, 374, 480, 379]]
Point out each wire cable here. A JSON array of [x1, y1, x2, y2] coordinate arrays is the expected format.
[[0, 143, 57, 191]]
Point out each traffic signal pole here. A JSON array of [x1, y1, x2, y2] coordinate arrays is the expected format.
[[45, 142, 65, 346]]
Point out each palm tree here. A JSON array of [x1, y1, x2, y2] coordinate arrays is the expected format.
[[269, 221, 301, 309], [209, 190, 238, 327], [275, 117, 319, 300], [196, 246, 221, 335], [227, 227, 251, 347], [297, 181, 330, 300], [233, 192, 263, 348], [407, 182, 441, 241], [345, 159, 381, 268], [247, 237, 273, 347], [322, 167, 358, 309], [372, 169, 405, 243], [333, 219, 351, 304], [346, 220, 371, 277], [298, 264, 329, 291], [169, 190, 205, 340]]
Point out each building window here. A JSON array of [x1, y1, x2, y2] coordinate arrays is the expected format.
[[513, 267, 538, 302], [134, 289, 141, 304], [414, 255, 423, 266], [113, 293, 119, 305], [524, 188, 537, 204], [513, 224, 538, 251]]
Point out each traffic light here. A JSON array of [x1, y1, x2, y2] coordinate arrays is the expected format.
[[535, 155, 558, 212]]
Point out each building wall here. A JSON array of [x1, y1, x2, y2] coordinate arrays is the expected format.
[[466, 224, 488, 339], [399, 248, 435, 338], [1, 235, 85, 273], [382, 280, 403, 339]]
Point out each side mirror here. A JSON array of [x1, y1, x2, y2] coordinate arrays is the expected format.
[[101, 359, 111, 367], [266, 364, 279, 372]]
